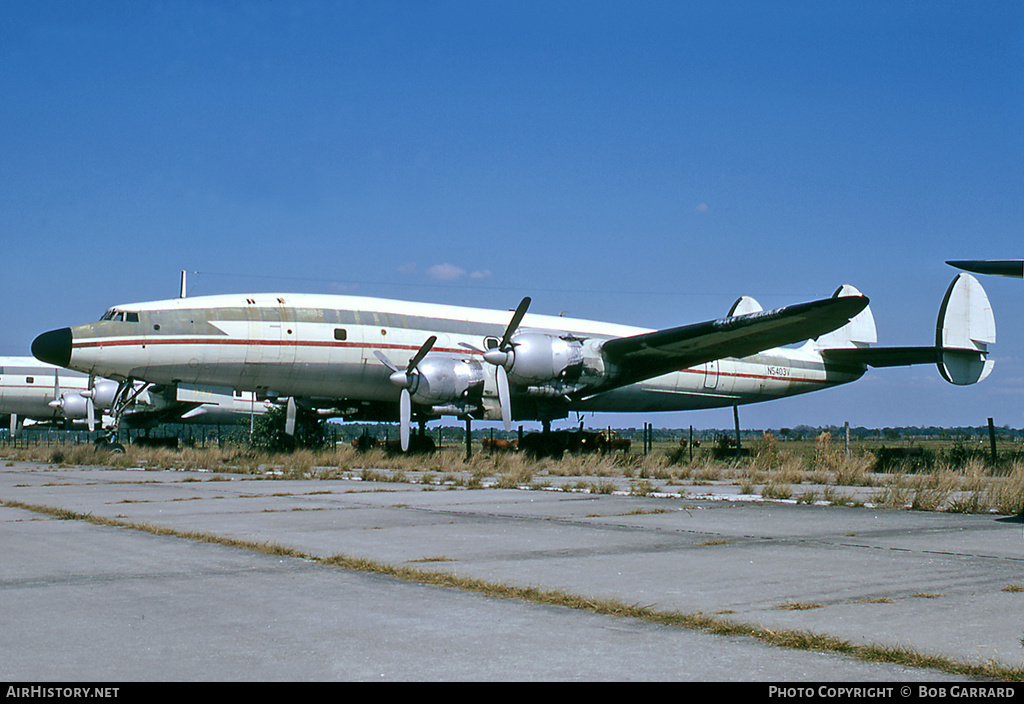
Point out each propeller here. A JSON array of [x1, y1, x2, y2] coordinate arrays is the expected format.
[[374, 336, 437, 451], [479, 297, 530, 431], [47, 370, 61, 413], [482, 297, 531, 370], [47, 370, 96, 431], [285, 397, 297, 437]]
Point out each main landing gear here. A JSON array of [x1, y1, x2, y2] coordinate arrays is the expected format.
[[94, 377, 150, 453]]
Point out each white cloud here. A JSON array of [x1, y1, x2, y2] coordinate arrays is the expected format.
[[695, 203, 709, 214], [470, 269, 493, 279], [397, 262, 417, 275], [427, 263, 466, 281]]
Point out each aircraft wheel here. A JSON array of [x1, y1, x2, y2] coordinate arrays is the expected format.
[[94, 438, 126, 453]]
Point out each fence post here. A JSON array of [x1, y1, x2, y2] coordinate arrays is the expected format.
[[733, 405, 741, 460], [988, 418, 997, 463]]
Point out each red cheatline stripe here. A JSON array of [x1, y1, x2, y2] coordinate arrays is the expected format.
[[676, 366, 833, 386]]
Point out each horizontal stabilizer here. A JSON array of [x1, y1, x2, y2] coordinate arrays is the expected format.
[[822, 346, 939, 368]]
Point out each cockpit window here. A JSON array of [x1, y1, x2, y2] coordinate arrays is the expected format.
[[99, 309, 138, 322]]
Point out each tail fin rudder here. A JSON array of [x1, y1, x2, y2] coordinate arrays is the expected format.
[[813, 285, 877, 350], [936, 273, 995, 385]]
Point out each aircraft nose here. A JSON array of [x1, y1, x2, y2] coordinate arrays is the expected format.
[[32, 328, 73, 367]]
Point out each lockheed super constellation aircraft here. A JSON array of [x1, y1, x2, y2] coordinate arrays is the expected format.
[[1, 356, 268, 437], [32, 274, 994, 451]]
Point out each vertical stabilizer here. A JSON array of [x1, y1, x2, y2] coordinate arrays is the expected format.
[[814, 285, 877, 349], [728, 296, 763, 317], [936, 273, 995, 385]]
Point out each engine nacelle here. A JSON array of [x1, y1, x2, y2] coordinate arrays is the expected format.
[[502, 333, 584, 386], [59, 394, 90, 419], [86, 379, 120, 409], [408, 357, 485, 406]]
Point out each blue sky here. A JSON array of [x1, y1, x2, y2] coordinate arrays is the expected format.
[[2, 1, 1022, 431]]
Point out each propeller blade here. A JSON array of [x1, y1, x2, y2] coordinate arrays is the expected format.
[[500, 297, 531, 351], [49, 370, 62, 410], [497, 365, 512, 432], [373, 350, 400, 374], [85, 374, 96, 432], [285, 397, 297, 436], [399, 388, 411, 451], [407, 335, 437, 373]]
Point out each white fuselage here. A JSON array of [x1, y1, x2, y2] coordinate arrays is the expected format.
[[0, 355, 267, 428], [46, 293, 866, 423], [0, 357, 89, 422]]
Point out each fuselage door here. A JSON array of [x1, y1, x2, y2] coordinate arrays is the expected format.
[[703, 359, 719, 390], [242, 301, 298, 388]]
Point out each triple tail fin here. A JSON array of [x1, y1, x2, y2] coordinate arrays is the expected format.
[[819, 274, 995, 386], [813, 285, 877, 350], [935, 273, 995, 384]]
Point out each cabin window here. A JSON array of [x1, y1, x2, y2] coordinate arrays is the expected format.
[[126, 312, 139, 323], [484, 337, 500, 350], [26, 377, 34, 384], [334, 328, 347, 341]]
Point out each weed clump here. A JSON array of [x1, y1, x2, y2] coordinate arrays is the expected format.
[[988, 462, 1024, 517]]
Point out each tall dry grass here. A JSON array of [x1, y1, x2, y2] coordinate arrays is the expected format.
[[987, 461, 1024, 516], [3, 438, 1022, 516]]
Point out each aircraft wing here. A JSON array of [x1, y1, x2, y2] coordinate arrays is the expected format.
[[946, 260, 1023, 278], [121, 401, 203, 428], [596, 294, 869, 390]]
